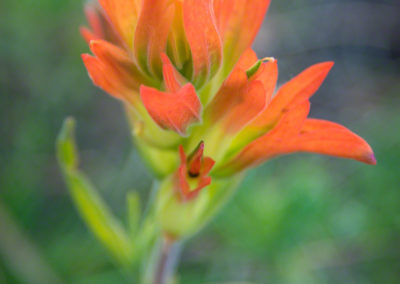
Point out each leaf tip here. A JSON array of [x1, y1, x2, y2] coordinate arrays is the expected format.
[[56, 117, 78, 170]]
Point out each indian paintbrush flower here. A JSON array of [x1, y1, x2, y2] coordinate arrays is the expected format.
[[80, 0, 376, 239]]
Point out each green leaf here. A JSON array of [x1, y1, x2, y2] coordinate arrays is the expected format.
[[56, 118, 133, 266], [56, 117, 78, 170], [127, 191, 141, 240]]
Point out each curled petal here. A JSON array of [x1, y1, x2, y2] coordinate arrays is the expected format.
[[134, 0, 175, 77], [183, 0, 223, 86], [140, 84, 202, 135], [98, 0, 140, 47]]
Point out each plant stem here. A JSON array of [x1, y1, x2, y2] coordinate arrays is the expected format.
[[153, 236, 180, 284]]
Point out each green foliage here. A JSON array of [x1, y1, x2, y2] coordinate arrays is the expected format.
[[127, 191, 141, 240], [57, 118, 133, 267]]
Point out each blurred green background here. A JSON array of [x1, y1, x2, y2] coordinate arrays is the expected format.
[[1, 0, 399, 283]]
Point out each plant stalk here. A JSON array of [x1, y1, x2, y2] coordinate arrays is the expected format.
[[153, 236, 180, 284]]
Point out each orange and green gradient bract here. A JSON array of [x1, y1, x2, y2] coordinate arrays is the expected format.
[[81, 0, 375, 199]]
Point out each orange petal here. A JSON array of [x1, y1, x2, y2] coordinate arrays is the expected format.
[[280, 119, 376, 164], [187, 141, 205, 177], [202, 157, 215, 176], [236, 48, 259, 70], [250, 61, 334, 129], [207, 59, 277, 134], [214, 0, 271, 71], [206, 68, 248, 123], [98, 0, 140, 47], [84, 4, 104, 39], [223, 80, 267, 134], [82, 54, 134, 103], [251, 59, 278, 104], [82, 40, 147, 104], [183, 0, 223, 86], [90, 40, 148, 85], [140, 84, 202, 135], [161, 53, 187, 93], [134, 0, 175, 78], [216, 101, 310, 175], [176, 145, 215, 201], [80, 27, 99, 44]]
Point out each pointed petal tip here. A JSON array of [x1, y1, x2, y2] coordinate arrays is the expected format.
[[309, 61, 335, 76], [89, 39, 99, 48], [321, 61, 335, 70], [81, 53, 92, 61], [364, 152, 377, 165], [88, 39, 107, 53], [178, 145, 186, 161], [79, 26, 87, 34], [79, 27, 94, 44], [199, 141, 205, 148], [160, 52, 171, 65]]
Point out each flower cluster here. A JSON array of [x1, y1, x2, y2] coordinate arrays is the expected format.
[[81, 0, 375, 237]]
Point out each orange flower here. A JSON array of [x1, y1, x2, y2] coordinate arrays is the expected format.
[[80, 0, 375, 197], [207, 51, 376, 176], [175, 142, 215, 201], [78, 1, 376, 241], [81, 0, 271, 134]]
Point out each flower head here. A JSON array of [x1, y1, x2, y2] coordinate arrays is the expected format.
[[81, 0, 375, 223], [81, 0, 271, 135]]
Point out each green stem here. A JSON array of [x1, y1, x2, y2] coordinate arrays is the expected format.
[[153, 237, 181, 284]]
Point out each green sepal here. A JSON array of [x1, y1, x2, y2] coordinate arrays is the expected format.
[[155, 175, 242, 239], [246, 60, 263, 78], [134, 136, 178, 179], [125, 103, 182, 150]]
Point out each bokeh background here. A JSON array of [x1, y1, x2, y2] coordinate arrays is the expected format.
[[1, 0, 399, 283]]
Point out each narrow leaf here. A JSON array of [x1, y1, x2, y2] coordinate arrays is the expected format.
[[127, 191, 141, 240], [56, 118, 133, 266]]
